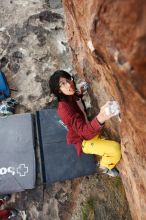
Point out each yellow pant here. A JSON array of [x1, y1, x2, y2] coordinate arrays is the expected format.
[[82, 135, 121, 169]]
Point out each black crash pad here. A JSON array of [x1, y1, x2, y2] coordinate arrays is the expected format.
[[36, 108, 96, 183], [0, 113, 35, 194]]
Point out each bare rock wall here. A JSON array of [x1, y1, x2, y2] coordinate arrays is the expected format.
[[63, 0, 146, 219]]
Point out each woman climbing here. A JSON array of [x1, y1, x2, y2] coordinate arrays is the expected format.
[[49, 70, 121, 177]]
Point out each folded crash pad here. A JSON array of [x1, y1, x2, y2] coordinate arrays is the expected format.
[[0, 113, 35, 194], [36, 108, 96, 183]]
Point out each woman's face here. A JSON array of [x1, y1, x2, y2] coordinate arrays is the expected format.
[[59, 77, 75, 95]]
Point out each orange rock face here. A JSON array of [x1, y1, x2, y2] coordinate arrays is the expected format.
[[63, 0, 146, 219]]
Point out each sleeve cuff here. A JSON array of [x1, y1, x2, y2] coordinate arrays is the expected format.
[[90, 117, 104, 131], [96, 118, 105, 126]]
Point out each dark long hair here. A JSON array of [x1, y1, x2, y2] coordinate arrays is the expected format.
[[49, 70, 75, 101]]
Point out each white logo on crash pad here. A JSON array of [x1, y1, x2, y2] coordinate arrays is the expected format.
[[0, 164, 29, 176], [16, 164, 29, 176]]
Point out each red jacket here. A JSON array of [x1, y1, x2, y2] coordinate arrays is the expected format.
[[0, 210, 11, 220], [57, 95, 103, 156]]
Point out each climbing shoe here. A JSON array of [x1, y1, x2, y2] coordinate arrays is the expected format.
[[104, 168, 119, 177], [8, 209, 18, 219], [97, 165, 119, 177]]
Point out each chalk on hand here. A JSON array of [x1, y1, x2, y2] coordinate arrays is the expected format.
[[105, 101, 120, 116]]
